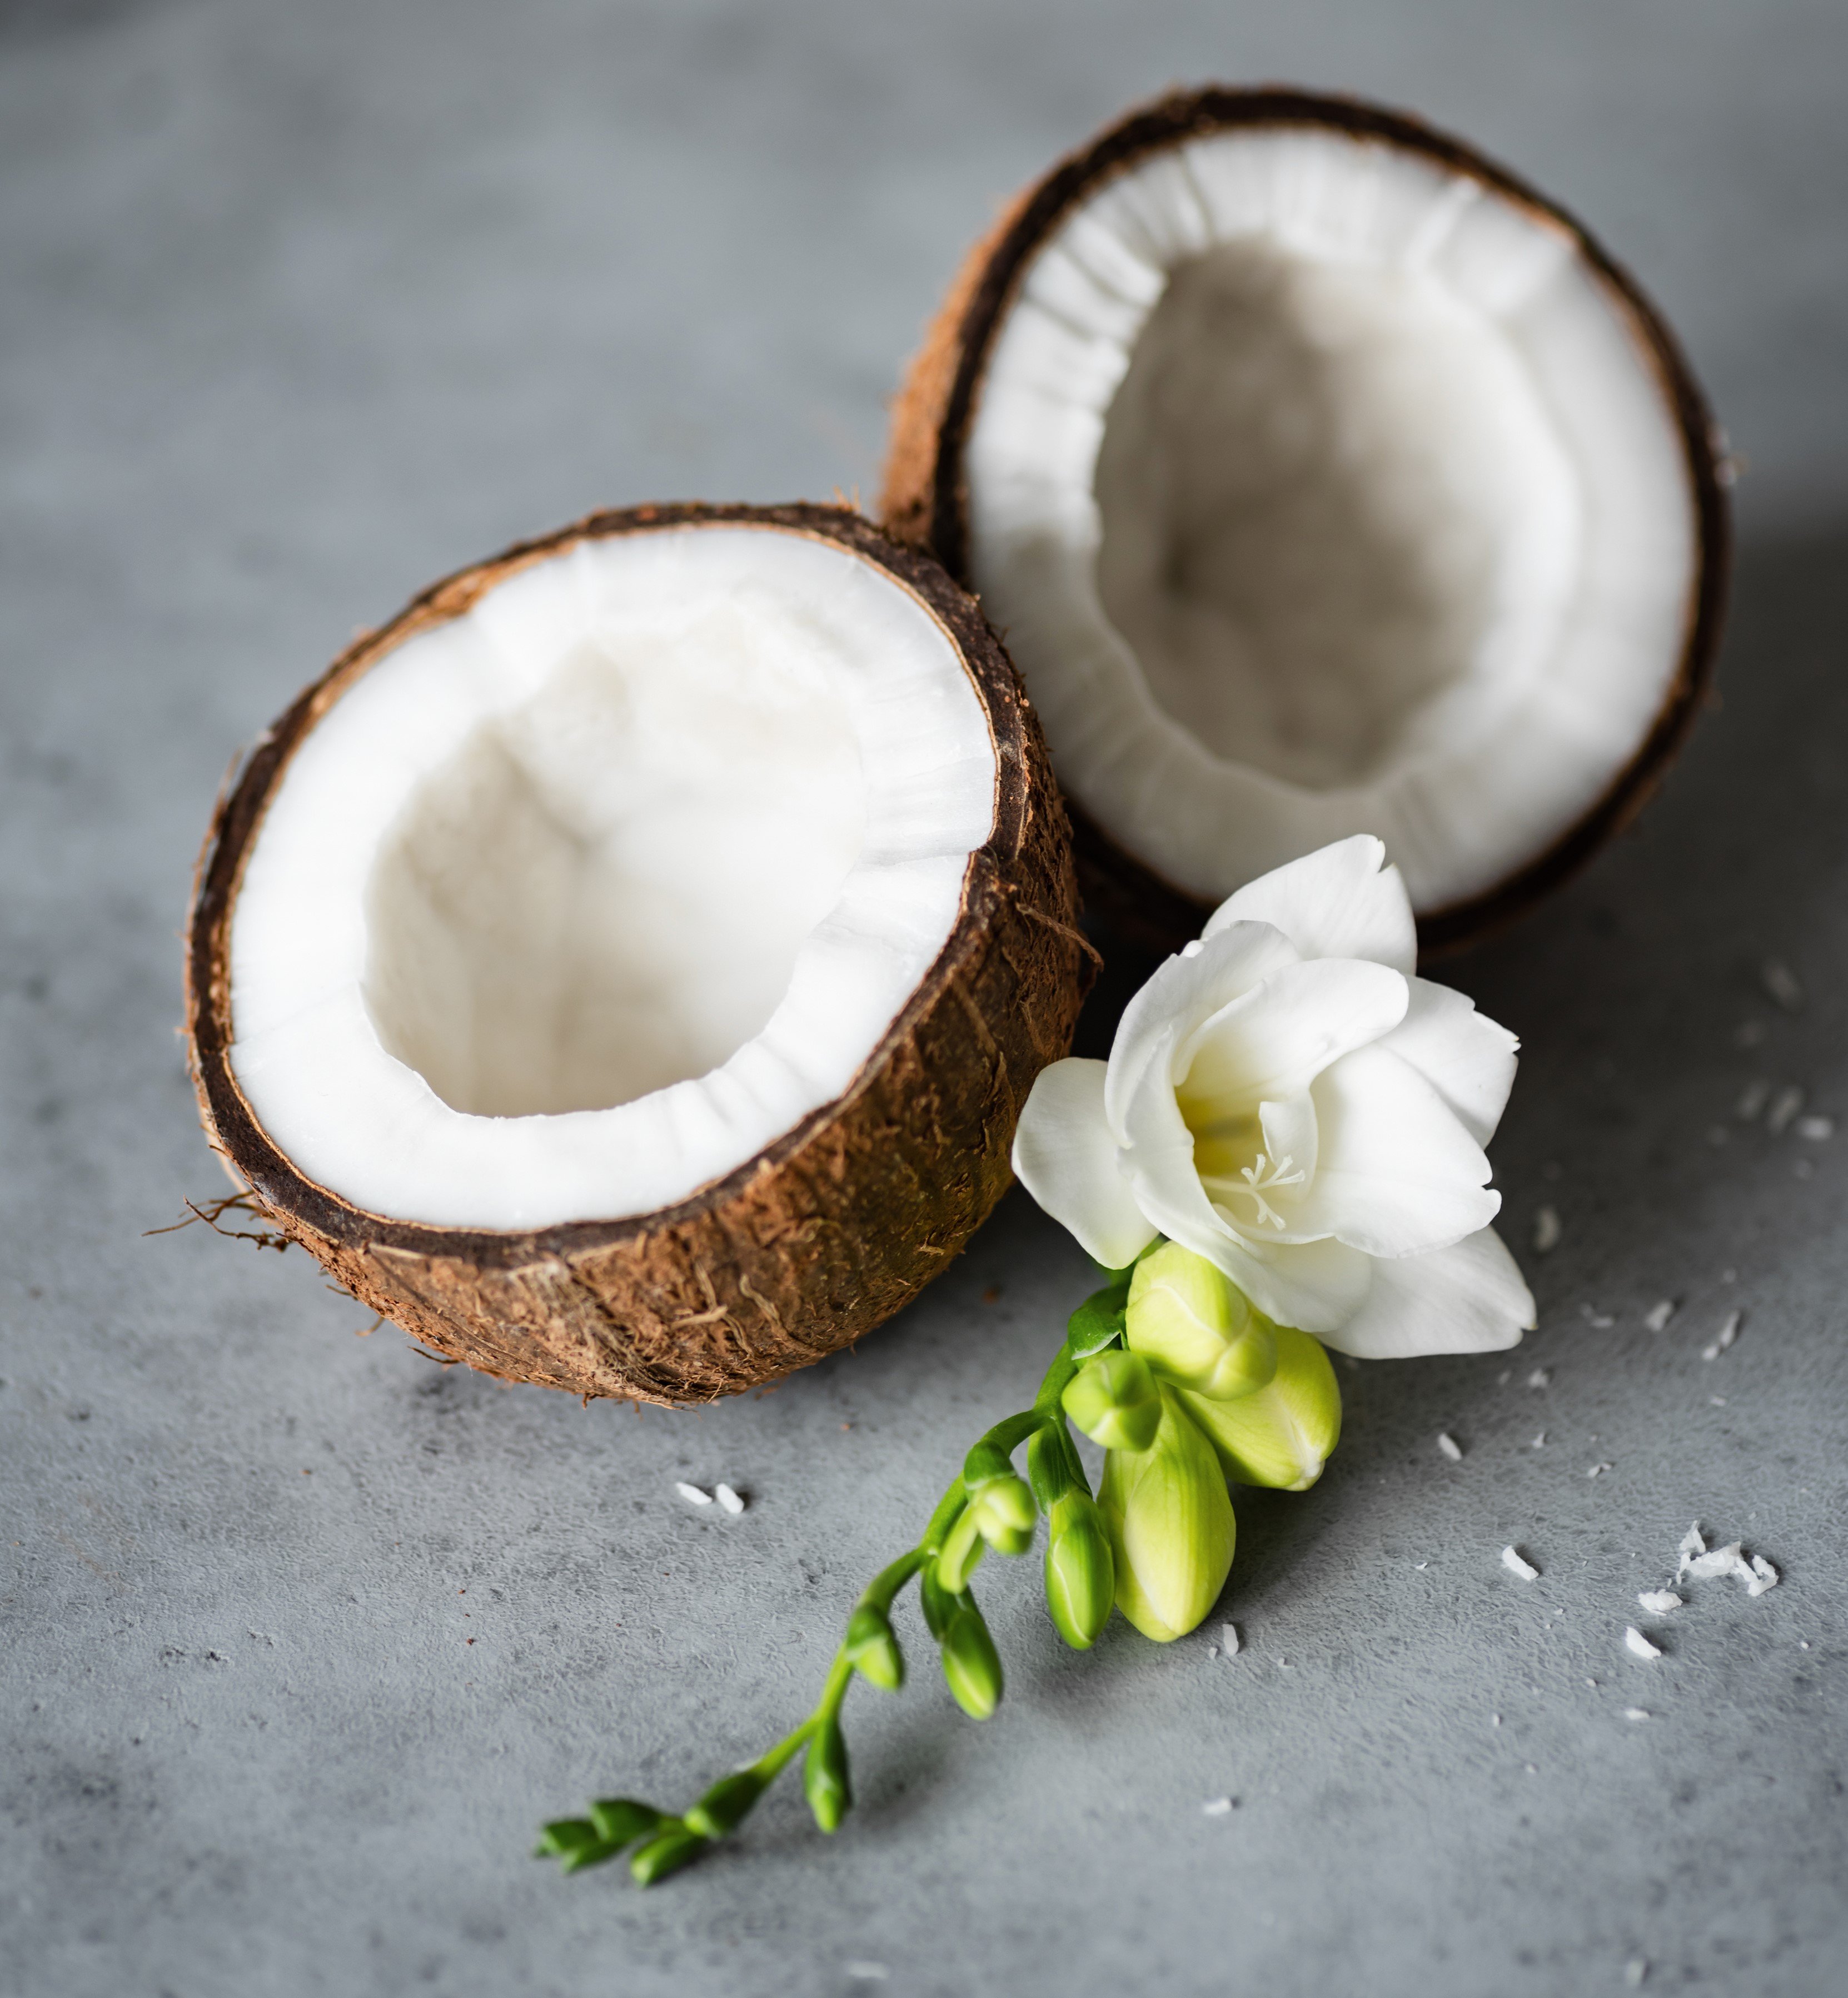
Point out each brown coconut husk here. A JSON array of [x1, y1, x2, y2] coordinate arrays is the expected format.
[[185, 503, 1089, 1405], [881, 85, 1731, 958]]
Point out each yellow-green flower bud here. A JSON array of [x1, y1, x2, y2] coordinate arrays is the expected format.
[[1126, 1241, 1277, 1400], [1062, 1349, 1162, 1452], [843, 1603, 905, 1691], [968, 1472, 1037, 1555], [1178, 1325, 1343, 1490], [933, 1505, 987, 1596], [683, 1767, 770, 1840], [1099, 1389, 1236, 1642], [1043, 1490, 1114, 1649], [939, 1599, 1004, 1719], [804, 1715, 852, 1833]]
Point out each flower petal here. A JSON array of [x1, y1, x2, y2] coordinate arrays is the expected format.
[[1202, 835, 1416, 975], [1288, 1044, 1500, 1257], [1012, 1058, 1159, 1269], [1377, 978, 1520, 1146], [1104, 921, 1299, 1136], [1321, 1225, 1535, 1359], [1218, 1232, 1375, 1334], [1177, 957, 1409, 1121]]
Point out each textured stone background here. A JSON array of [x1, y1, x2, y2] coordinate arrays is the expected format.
[[3, 3, 1845, 1994]]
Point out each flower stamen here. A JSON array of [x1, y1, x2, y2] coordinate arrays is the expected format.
[[1237, 1152, 1306, 1231]]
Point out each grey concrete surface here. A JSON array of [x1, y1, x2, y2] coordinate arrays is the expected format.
[[3, 2, 1846, 1994]]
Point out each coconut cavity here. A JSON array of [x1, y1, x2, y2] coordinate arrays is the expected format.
[[959, 118, 1703, 916], [228, 525, 998, 1231]]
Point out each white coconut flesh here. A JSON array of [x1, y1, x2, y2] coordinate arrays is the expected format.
[[965, 125, 1698, 912], [227, 528, 998, 1230]]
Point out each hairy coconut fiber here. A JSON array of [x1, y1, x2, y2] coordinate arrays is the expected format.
[[186, 504, 1089, 1405], [881, 86, 1730, 957]]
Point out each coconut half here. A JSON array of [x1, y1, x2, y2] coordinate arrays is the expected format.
[[186, 504, 1085, 1404], [883, 87, 1730, 953]]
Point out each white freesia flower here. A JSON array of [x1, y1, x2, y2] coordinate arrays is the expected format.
[[1012, 837, 1535, 1359]]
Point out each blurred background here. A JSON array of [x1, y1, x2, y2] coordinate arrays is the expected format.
[[3, 4, 1845, 1995]]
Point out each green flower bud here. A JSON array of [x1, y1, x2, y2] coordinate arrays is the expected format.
[[939, 1598, 1004, 1719], [587, 1797, 662, 1848], [933, 1505, 988, 1596], [629, 1822, 709, 1886], [1178, 1325, 1343, 1490], [1026, 1421, 1083, 1509], [1043, 1489, 1114, 1649], [535, 1817, 618, 1872], [1126, 1241, 1277, 1400], [1099, 1388, 1236, 1641], [843, 1603, 905, 1692], [969, 1473, 1038, 1555], [804, 1714, 853, 1833], [1062, 1349, 1162, 1452], [683, 1767, 770, 1840]]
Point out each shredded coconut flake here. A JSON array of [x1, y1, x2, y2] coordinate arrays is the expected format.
[[1637, 1591, 1682, 1614], [1796, 1114, 1834, 1142], [1735, 1078, 1771, 1121], [674, 1482, 713, 1507], [1623, 1708, 1651, 1722], [1625, 1957, 1650, 1987], [714, 1483, 746, 1515], [1437, 1432, 1463, 1462], [1587, 1463, 1612, 1479], [1624, 1627, 1662, 1661], [1686, 1542, 1744, 1581], [1532, 1432, 1547, 1448], [1202, 1796, 1233, 1817], [1221, 1621, 1240, 1656], [1528, 1369, 1551, 1389], [1746, 1554, 1780, 1597], [1761, 958, 1804, 1011], [1767, 1086, 1804, 1136], [1533, 1206, 1562, 1254], [1643, 1300, 1676, 1333], [1701, 1311, 1741, 1361], [845, 1965, 890, 1984], [1582, 1304, 1615, 1328], [1501, 1545, 1540, 1580]]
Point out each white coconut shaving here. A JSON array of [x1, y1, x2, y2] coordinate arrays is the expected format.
[[1587, 1463, 1612, 1479], [1437, 1432, 1463, 1462], [1202, 1797, 1233, 1817], [1795, 1115, 1834, 1142], [1623, 1708, 1651, 1722], [1637, 1591, 1682, 1615], [1642, 1300, 1676, 1333], [674, 1482, 713, 1508], [1747, 1555, 1780, 1598], [1527, 1368, 1551, 1389], [1767, 1087, 1805, 1136], [228, 528, 997, 1229], [1702, 1312, 1741, 1361], [1624, 1627, 1662, 1661], [1501, 1546, 1539, 1580], [1676, 1523, 1707, 1577], [714, 1483, 746, 1516], [1760, 958, 1803, 1011], [1735, 1079, 1771, 1121], [1533, 1206, 1562, 1254], [1221, 1621, 1241, 1656], [1685, 1542, 1745, 1581]]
